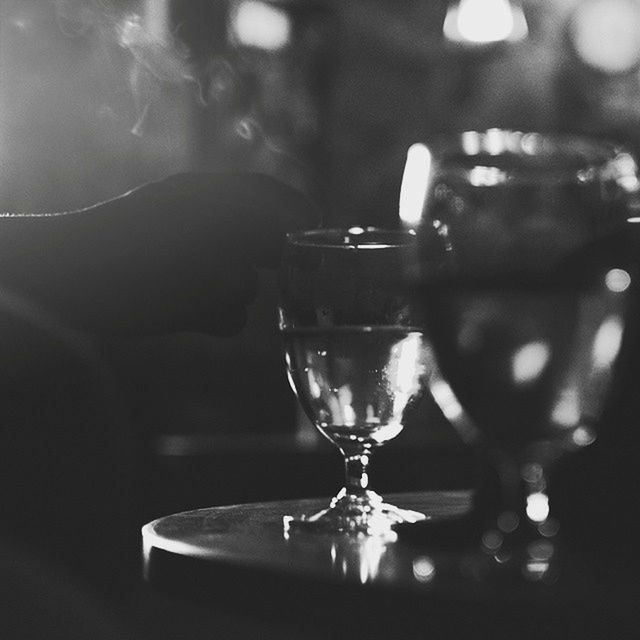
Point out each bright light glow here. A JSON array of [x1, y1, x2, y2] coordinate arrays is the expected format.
[[526, 492, 549, 523], [412, 556, 436, 583], [307, 370, 322, 399], [570, 0, 640, 74], [605, 269, 631, 293], [145, 0, 169, 42], [429, 380, 463, 421], [343, 405, 357, 426], [461, 131, 481, 156], [118, 13, 143, 48], [521, 132, 542, 155], [388, 333, 426, 428], [358, 536, 391, 583], [485, 128, 506, 155], [551, 388, 580, 428], [348, 226, 365, 235], [571, 426, 596, 447], [511, 341, 551, 385], [372, 422, 403, 443], [523, 560, 550, 580], [399, 144, 432, 226], [285, 353, 299, 397], [394, 333, 424, 393], [619, 175, 640, 192], [592, 316, 624, 369], [468, 165, 507, 187], [325, 395, 345, 428], [444, 0, 528, 45], [338, 385, 356, 426], [614, 153, 640, 192], [231, 0, 291, 51], [366, 404, 380, 424], [329, 531, 395, 581]]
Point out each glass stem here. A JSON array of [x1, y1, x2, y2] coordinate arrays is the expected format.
[[341, 446, 373, 498]]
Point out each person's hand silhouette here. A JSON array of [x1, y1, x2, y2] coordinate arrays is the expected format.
[[0, 172, 319, 335]]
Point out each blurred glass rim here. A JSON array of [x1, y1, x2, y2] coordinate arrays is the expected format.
[[286, 227, 418, 249], [422, 129, 638, 186]]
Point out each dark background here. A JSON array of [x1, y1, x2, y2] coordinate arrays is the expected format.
[[2, 1, 640, 638]]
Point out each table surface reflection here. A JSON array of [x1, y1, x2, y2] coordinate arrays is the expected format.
[[142, 492, 638, 639]]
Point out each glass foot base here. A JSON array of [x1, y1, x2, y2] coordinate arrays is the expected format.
[[283, 489, 426, 536]]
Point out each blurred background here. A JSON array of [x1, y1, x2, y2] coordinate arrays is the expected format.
[[2, 0, 640, 514]]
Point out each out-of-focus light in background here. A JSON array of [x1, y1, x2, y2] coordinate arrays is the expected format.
[[443, 0, 528, 45], [570, 0, 640, 74], [399, 143, 432, 226], [229, 0, 291, 51]]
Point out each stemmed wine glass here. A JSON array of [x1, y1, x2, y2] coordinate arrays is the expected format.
[[411, 130, 636, 579], [279, 227, 432, 535]]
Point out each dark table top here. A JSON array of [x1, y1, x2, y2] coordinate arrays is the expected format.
[[142, 491, 638, 639]]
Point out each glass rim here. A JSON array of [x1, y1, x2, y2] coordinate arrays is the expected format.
[[421, 129, 635, 184], [286, 226, 418, 249]]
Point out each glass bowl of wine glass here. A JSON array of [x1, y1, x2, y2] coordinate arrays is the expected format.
[[412, 130, 636, 580], [279, 227, 433, 536]]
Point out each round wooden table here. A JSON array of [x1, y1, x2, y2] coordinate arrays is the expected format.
[[142, 492, 637, 639]]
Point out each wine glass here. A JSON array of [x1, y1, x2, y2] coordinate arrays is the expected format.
[[279, 227, 432, 535], [412, 130, 636, 579]]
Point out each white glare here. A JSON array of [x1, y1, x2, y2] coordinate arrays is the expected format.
[[412, 556, 436, 583], [485, 128, 506, 155], [399, 144, 432, 226], [444, 0, 528, 45], [231, 1, 291, 51], [338, 386, 356, 426], [429, 379, 464, 421], [511, 341, 550, 385], [394, 333, 423, 393], [526, 492, 549, 523], [348, 226, 365, 235], [571, 426, 596, 448], [461, 131, 481, 156], [592, 316, 624, 369], [468, 165, 507, 187], [307, 370, 322, 399], [605, 268, 631, 293], [551, 388, 580, 428], [389, 333, 426, 429]]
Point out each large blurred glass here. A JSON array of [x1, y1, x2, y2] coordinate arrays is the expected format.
[[411, 130, 635, 580]]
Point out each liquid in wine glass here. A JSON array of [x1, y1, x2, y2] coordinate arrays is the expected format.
[[280, 228, 432, 535]]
